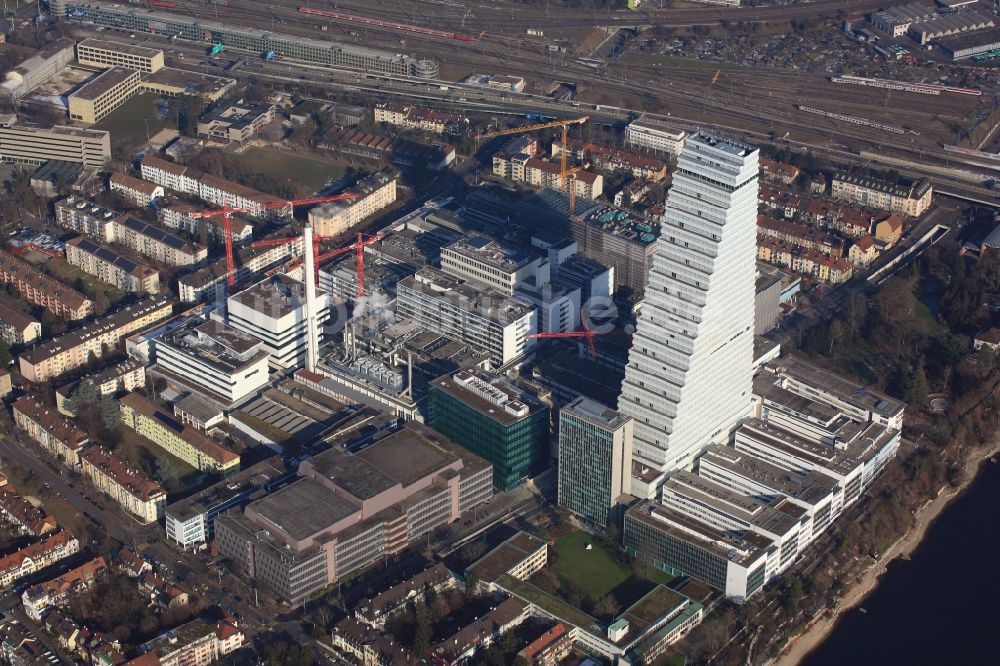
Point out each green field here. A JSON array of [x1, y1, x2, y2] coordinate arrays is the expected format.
[[237, 148, 346, 194], [550, 530, 634, 602], [46, 257, 125, 306], [94, 93, 177, 158]]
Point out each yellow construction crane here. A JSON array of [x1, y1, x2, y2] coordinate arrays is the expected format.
[[476, 115, 589, 211]]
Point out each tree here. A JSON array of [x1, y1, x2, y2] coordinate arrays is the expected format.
[[94, 290, 110, 316], [153, 457, 178, 489], [593, 594, 621, 621], [0, 340, 11, 368]]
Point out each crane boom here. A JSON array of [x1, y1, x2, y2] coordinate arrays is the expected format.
[[475, 115, 589, 141], [190, 192, 358, 219], [193, 192, 359, 289]]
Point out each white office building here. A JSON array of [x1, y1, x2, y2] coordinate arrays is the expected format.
[[227, 274, 331, 370], [152, 316, 270, 404], [624, 114, 687, 157], [396, 267, 537, 367], [619, 133, 759, 478], [440, 233, 550, 297]]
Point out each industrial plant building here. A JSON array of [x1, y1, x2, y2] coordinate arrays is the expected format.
[[215, 418, 493, 604]]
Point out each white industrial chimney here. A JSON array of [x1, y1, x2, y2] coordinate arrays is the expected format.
[[302, 223, 320, 373]]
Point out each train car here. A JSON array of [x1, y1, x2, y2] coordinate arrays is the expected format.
[[150, 0, 175, 7], [297, 6, 475, 42]]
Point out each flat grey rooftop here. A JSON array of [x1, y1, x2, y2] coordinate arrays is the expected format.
[[250, 478, 356, 541]]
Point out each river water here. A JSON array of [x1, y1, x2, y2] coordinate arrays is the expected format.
[[801, 459, 1000, 665]]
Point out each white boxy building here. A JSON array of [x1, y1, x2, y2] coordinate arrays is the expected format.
[[227, 274, 331, 370]]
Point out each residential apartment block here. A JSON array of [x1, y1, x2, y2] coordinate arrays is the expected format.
[[373, 103, 463, 134], [140, 616, 244, 666], [0, 489, 57, 537], [0, 297, 41, 345], [54, 195, 119, 242], [177, 235, 305, 303], [65, 236, 160, 295], [110, 172, 163, 207], [80, 446, 166, 524], [21, 557, 108, 621], [215, 418, 492, 604], [0, 114, 111, 167], [68, 66, 142, 124], [756, 238, 854, 284], [55, 359, 146, 417], [140, 155, 291, 219], [831, 173, 932, 217], [115, 216, 207, 266], [12, 397, 90, 467], [308, 169, 398, 237], [552, 138, 668, 181], [18, 297, 173, 383], [120, 392, 241, 475], [157, 199, 253, 245], [0, 531, 80, 589], [0, 249, 93, 320]]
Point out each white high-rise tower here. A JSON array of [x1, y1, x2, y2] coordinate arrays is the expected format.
[[619, 132, 759, 481]]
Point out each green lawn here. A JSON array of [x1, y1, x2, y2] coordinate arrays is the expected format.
[[46, 258, 125, 306], [236, 148, 346, 194], [94, 92, 177, 158], [550, 530, 633, 602]]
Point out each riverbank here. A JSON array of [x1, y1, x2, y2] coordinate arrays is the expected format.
[[770, 440, 1000, 666]]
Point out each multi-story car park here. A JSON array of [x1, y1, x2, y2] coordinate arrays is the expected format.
[[0, 114, 111, 167], [63, 2, 438, 78]]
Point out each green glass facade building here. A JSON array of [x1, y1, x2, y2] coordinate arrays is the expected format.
[[428, 369, 549, 492], [557, 397, 633, 527]]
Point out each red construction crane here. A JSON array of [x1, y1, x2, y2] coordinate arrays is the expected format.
[[314, 231, 385, 298], [261, 230, 386, 297], [527, 316, 602, 358], [191, 193, 359, 288]]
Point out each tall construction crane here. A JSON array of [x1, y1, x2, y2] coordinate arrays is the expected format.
[[314, 231, 385, 299], [476, 116, 589, 211], [253, 230, 385, 297], [191, 193, 359, 288]]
